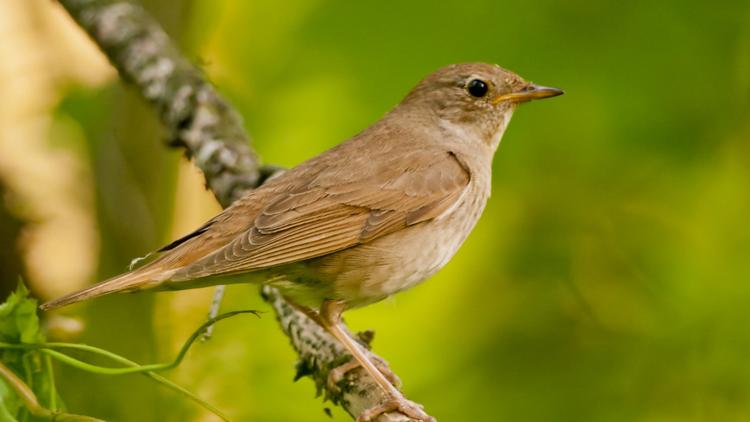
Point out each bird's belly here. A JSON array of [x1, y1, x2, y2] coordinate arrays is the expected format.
[[357, 222, 466, 297], [274, 191, 486, 309]]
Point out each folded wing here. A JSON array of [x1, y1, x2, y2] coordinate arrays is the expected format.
[[168, 148, 471, 281]]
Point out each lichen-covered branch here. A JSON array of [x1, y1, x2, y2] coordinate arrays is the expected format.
[[262, 287, 417, 422], [55, 0, 421, 420], [58, 0, 263, 207]]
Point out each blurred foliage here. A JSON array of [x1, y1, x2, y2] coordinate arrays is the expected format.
[[0, 283, 58, 421], [16, 0, 750, 421], [0, 282, 237, 421]]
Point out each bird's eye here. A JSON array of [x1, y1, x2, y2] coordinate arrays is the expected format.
[[467, 79, 489, 97]]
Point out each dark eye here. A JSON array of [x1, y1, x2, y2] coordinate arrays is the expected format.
[[467, 79, 489, 97]]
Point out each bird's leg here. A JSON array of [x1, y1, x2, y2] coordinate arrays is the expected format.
[[319, 300, 435, 422], [328, 354, 402, 391], [283, 298, 400, 388]]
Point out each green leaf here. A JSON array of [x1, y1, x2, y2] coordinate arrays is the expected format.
[[0, 378, 20, 422], [0, 281, 56, 421], [0, 282, 43, 345]]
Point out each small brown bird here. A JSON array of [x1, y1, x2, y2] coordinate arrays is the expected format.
[[42, 63, 562, 421]]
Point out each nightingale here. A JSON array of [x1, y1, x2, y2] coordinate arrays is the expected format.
[[41, 63, 562, 421]]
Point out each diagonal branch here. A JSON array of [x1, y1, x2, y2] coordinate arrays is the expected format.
[[55, 0, 421, 420], [58, 0, 264, 207]]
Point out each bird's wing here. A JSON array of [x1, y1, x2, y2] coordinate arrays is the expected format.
[[169, 148, 471, 280]]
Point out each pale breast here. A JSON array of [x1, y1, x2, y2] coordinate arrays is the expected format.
[[271, 176, 490, 309]]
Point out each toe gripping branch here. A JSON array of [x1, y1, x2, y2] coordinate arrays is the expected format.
[[261, 286, 434, 421]]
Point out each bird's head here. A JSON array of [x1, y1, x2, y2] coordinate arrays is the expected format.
[[400, 63, 563, 149]]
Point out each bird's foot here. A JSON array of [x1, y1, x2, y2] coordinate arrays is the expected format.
[[328, 355, 402, 392], [357, 395, 435, 422]]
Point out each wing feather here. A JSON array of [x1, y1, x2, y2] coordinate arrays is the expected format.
[[168, 148, 471, 281]]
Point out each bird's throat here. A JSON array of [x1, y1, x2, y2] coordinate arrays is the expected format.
[[489, 108, 514, 151]]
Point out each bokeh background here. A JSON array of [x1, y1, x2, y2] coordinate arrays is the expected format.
[[1, 0, 749, 421]]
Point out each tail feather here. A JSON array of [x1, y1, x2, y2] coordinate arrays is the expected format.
[[40, 267, 170, 311]]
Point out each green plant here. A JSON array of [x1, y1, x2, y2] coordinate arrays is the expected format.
[[0, 282, 258, 421]]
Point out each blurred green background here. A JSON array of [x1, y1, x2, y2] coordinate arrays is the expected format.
[[1, 0, 749, 421]]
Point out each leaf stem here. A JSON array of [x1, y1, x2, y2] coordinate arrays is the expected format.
[[0, 360, 47, 418], [0, 310, 259, 421]]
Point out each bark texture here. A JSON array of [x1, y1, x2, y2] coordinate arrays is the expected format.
[[59, 0, 262, 207]]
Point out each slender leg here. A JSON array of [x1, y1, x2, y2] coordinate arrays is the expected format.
[[319, 300, 435, 422], [285, 298, 402, 389], [328, 356, 402, 391]]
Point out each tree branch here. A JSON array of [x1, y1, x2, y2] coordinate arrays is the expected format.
[[58, 0, 263, 207], [55, 0, 421, 420]]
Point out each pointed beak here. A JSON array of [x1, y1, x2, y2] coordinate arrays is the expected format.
[[492, 83, 564, 105]]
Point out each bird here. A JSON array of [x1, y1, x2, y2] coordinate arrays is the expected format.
[[41, 63, 562, 421]]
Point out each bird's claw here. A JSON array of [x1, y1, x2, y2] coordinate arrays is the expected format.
[[356, 396, 435, 422], [328, 356, 402, 392]]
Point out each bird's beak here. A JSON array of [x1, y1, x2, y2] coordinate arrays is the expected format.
[[492, 83, 564, 105]]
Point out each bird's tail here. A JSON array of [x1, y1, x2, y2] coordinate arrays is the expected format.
[[39, 266, 173, 311]]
